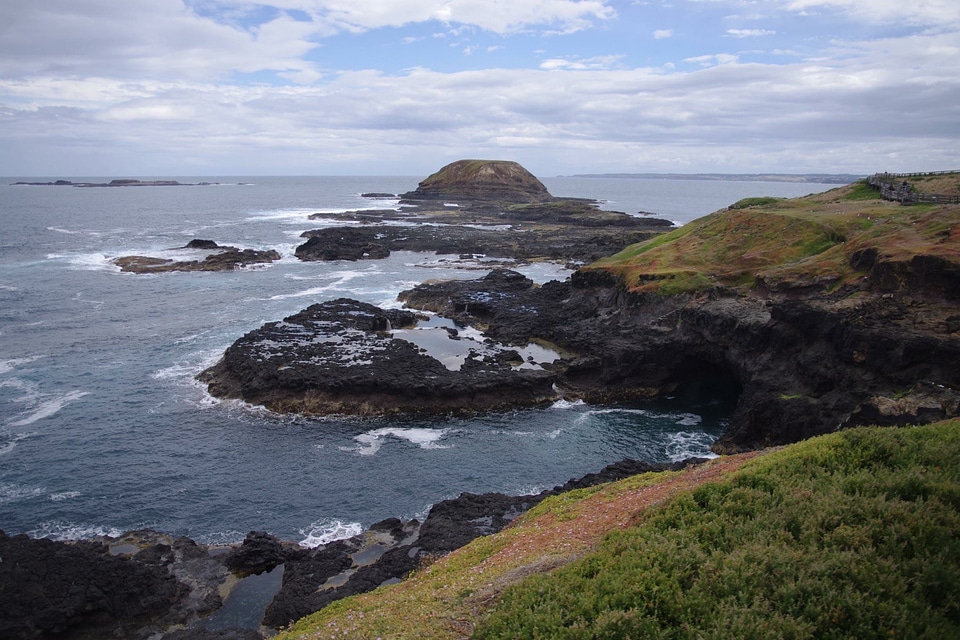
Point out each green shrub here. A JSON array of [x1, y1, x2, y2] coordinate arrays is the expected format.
[[843, 181, 882, 201], [728, 196, 784, 209], [475, 422, 960, 639]]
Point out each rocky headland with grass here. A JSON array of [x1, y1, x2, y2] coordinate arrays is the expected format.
[[5, 165, 959, 639]]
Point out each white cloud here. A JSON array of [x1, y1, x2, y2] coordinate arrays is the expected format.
[[683, 53, 739, 66], [783, 0, 960, 27], [653, 29, 674, 39], [726, 29, 776, 38], [5, 25, 958, 175], [0, 1, 322, 83], [539, 54, 624, 70], [1, 0, 958, 175]]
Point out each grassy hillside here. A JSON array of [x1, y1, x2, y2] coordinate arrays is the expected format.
[[581, 178, 960, 295], [277, 420, 960, 639]]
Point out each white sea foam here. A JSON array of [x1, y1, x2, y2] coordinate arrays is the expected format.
[[675, 413, 703, 427], [299, 519, 364, 548], [1, 377, 42, 405], [550, 398, 586, 410], [8, 390, 90, 426], [267, 269, 372, 300], [27, 520, 125, 541], [0, 356, 44, 375], [49, 490, 81, 502], [0, 483, 46, 505], [664, 431, 719, 461], [46, 252, 120, 273], [342, 427, 454, 456], [0, 432, 35, 456], [247, 208, 329, 223], [47, 226, 79, 235]]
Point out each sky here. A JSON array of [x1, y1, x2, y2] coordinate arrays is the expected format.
[[1, 0, 959, 177]]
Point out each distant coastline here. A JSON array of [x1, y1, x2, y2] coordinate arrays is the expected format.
[[566, 172, 862, 184], [10, 178, 220, 187]]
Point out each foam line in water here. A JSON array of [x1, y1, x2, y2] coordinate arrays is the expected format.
[[0, 432, 35, 456], [299, 519, 364, 548], [46, 252, 121, 273], [550, 398, 586, 409], [0, 483, 46, 505], [247, 208, 334, 222], [663, 430, 719, 461], [0, 356, 44, 375], [9, 390, 90, 426], [49, 490, 82, 502], [342, 427, 454, 456], [26, 520, 125, 541]]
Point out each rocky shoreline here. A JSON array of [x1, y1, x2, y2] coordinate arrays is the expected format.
[[0, 459, 701, 639]]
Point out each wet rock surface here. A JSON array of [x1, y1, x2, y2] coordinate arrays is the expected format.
[[198, 296, 561, 416]]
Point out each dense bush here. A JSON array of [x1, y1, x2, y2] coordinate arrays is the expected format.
[[475, 422, 960, 639]]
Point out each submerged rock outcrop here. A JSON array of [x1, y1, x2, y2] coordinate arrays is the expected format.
[[114, 240, 280, 274]]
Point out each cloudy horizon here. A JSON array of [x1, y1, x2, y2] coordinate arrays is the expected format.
[[2, 0, 958, 177]]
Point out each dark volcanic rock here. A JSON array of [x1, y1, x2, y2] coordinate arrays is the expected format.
[[184, 239, 221, 250], [198, 297, 559, 416], [114, 244, 281, 273], [397, 267, 960, 452], [223, 531, 285, 577], [0, 530, 188, 640], [295, 227, 390, 261], [296, 223, 665, 264]]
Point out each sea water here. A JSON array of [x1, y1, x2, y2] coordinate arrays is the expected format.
[[0, 175, 835, 545]]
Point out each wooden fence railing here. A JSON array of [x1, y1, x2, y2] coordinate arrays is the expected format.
[[867, 172, 960, 205]]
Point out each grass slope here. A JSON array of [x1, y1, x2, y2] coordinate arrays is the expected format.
[[277, 421, 960, 639], [582, 178, 960, 294], [477, 421, 960, 639]]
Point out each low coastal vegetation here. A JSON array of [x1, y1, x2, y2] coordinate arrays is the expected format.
[[583, 176, 960, 295], [277, 420, 960, 639]]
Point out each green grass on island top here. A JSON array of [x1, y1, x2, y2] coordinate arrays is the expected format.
[[279, 420, 960, 639], [582, 177, 960, 295]]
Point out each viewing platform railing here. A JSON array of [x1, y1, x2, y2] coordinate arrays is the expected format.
[[867, 172, 960, 204]]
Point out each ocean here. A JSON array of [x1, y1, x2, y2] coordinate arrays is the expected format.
[[0, 175, 836, 546]]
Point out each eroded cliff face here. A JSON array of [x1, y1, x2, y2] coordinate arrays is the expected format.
[[398, 263, 960, 453]]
